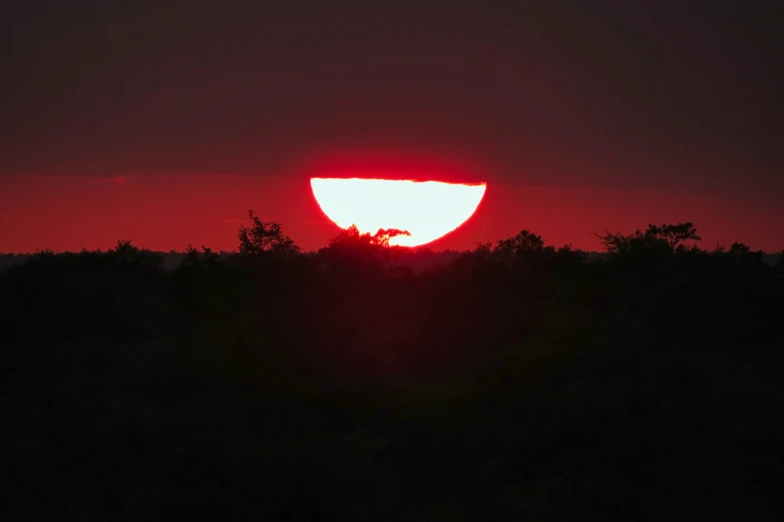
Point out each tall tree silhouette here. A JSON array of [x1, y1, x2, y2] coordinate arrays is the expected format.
[[237, 210, 300, 257]]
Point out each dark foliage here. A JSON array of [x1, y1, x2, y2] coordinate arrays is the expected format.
[[237, 210, 300, 258], [1, 218, 783, 521]]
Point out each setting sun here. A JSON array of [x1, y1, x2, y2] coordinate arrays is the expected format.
[[310, 178, 487, 247]]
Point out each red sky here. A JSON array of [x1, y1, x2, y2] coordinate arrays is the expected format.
[[1, 168, 781, 253], [1, 1, 781, 253]]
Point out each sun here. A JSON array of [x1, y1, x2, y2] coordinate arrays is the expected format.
[[310, 178, 487, 247]]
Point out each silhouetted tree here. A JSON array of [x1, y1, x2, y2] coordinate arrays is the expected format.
[[474, 242, 493, 257], [318, 225, 380, 274], [728, 241, 764, 260], [597, 222, 701, 254], [372, 228, 411, 270], [180, 245, 223, 270], [648, 222, 701, 249], [492, 229, 547, 267], [496, 229, 546, 255], [237, 210, 300, 257], [327, 224, 374, 248], [106, 239, 164, 269], [317, 225, 412, 273]]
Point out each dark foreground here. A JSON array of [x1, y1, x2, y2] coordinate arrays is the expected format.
[[2, 223, 783, 521]]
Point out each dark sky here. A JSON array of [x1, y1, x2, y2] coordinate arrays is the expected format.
[[1, 0, 782, 252]]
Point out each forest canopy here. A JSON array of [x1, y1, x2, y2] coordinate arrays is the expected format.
[[1, 214, 782, 520]]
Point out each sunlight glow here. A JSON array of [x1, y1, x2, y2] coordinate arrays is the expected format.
[[310, 178, 487, 247]]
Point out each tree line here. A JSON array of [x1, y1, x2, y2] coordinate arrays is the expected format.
[[1, 211, 783, 520]]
